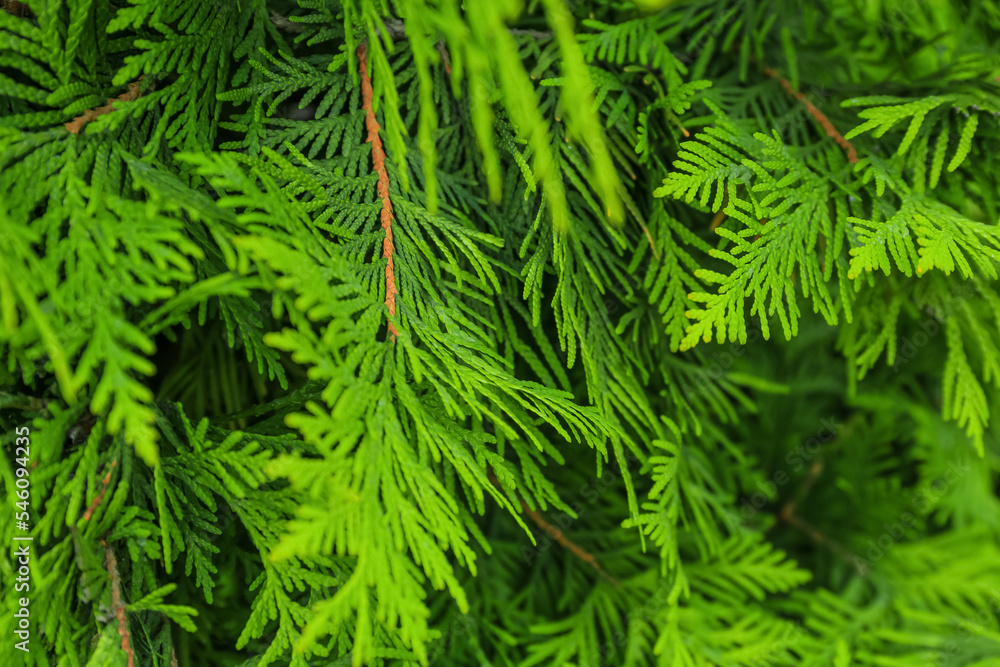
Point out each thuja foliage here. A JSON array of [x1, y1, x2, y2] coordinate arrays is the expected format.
[[2, 0, 1000, 664]]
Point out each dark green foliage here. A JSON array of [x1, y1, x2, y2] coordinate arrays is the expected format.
[[1, 1, 1000, 666]]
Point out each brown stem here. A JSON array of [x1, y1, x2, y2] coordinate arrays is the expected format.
[[710, 208, 727, 231], [761, 67, 858, 164], [437, 41, 452, 76], [101, 540, 135, 667], [637, 216, 659, 261], [65, 77, 146, 135], [710, 193, 729, 231], [488, 470, 619, 586], [83, 461, 117, 522], [358, 43, 400, 341]]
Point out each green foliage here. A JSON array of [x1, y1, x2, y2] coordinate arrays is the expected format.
[[1, 1, 1000, 666]]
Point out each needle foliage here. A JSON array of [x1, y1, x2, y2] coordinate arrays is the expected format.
[[2, 0, 1000, 666]]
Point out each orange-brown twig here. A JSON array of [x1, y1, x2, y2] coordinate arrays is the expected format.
[[522, 503, 620, 585], [64, 77, 145, 135], [488, 470, 619, 585], [83, 460, 117, 522], [358, 44, 400, 341], [762, 68, 857, 164], [437, 41, 452, 76], [101, 540, 135, 667]]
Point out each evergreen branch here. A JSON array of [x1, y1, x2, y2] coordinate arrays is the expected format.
[[488, 469, 619, 586], [2, 3, 1000, 665], [162, 615, 180, 667], [437, 41, 452, 75], [761, 66, 859, 164], [710, 194, 728, 230], [64, 77, 146, 135], [522, 501, 621, 587], [82, 460, 117, 522], [358, 42, 399, 341], [710, 210, 726, 231], [101, 540, 135, 667]]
